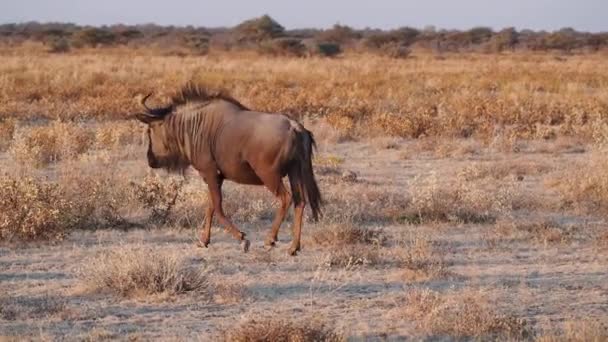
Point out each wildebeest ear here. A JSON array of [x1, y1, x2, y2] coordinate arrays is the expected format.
[[134, 113, 161, 124]]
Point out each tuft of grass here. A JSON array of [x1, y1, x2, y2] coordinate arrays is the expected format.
[[79, 246, 209, 298], [317, 245, 380, 270], [403, 288, 531, 340], [403, 172, 519, 225], [220, 315, 344, 342], [492, 218, 580, 245], [396, 234, 452, 281], [311, 223, 385, 246]]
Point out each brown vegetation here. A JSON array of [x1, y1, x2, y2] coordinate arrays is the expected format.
[[79, 247, 209, 298], [403, 289, 530, 339], [220, 315, 344, 342]]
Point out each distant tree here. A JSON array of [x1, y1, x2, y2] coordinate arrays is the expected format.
[[234, 15, 285, 43]]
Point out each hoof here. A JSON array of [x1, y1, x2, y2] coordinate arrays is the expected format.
[[264, 238, 276, 250], [196, 240, 209, 248], [288, 246, 300, 256], [241, 239, 251, 253]]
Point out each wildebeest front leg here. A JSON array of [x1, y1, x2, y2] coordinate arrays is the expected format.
[[206, 174, 250, 252], [198, 198, 214, 248]]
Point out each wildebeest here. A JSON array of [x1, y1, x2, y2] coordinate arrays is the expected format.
[[135, 84, 322, 255]]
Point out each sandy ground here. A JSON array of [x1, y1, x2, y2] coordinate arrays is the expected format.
[[1, 138, 607, 341]]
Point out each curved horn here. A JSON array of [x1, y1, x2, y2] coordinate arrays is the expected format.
[[141, 92, 153, 112]]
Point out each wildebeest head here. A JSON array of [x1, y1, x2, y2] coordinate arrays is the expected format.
[[135, 94, 185, 171]]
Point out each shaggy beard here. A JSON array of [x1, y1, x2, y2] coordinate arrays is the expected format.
[[156, 155, 190, 175]]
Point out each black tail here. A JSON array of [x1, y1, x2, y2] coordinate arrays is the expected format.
[[287, 127, 322, 221]]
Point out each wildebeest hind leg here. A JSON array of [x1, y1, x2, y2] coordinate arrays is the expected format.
[[263, 181, 291, 249], [205, 173, 250, 252]]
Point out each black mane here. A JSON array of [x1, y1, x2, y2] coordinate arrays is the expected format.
[[170, 83, 249, 111], [142, 83, 249, 119]]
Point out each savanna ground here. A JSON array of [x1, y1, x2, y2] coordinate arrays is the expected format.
[[1, 46, 608, 341]]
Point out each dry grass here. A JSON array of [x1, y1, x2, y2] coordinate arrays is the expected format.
[[0, 118, 16, 151], [491, 218, 581, 246], [402, 172, 520, 224], [9, 121, 94, 168], [220, 315, 344, 342], [0, 295, 67, 321], [2, 53, 608, 142], [0, 176, 72, 241], [317, 245, 380, 270], [552, 150, 608, 214], [395, 234, 453, 281], [311, 223, 385, 246], [460, 159, 552, 181], [78, 246, 209, 299], [403, 288, 531, 340], [536, 320, 608, 342]]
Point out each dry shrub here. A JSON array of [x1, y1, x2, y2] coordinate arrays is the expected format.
[[56, 161, 139, 228], [552, 151, 608, 214], [0, 118, 17, 151], [9, 121, 94, 167], [79, 246, 209, 298], [403, 289, 530, 340], [536, 320, 608, 342], [221, 315, 344, 342], [311, 223, 385, 246], [396, 234, 452, 281], [317, 245, 380, 270], [0, 176, 72, 241], [132, 173, 184, 223], [404, 172, 518, 224], [94, 121, 144, 150]]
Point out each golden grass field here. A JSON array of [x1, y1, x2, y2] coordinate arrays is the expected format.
[[1, 47, 608, 341]]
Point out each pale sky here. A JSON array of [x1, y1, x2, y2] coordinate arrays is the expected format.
[[1, 0, 606, 32]]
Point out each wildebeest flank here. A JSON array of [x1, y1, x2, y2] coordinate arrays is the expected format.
[[135, 84, 322, 255]]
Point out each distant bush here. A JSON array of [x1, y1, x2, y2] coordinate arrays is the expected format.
[[46, 36, 70, 53], [487, 27, 518, 52], [182, 33, 210, 55], [307, 41, 342, 57], [71, 28, 116, 48], [258, 37, 306, 57], [221, 316, 344, 342]]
